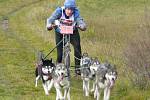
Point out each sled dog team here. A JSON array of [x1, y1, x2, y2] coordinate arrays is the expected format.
[[35, 53, 117, 100]]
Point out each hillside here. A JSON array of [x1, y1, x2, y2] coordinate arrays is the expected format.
[[0, 0, 150, 100]]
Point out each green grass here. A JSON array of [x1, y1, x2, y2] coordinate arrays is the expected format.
[[0, 0, 150, 100]]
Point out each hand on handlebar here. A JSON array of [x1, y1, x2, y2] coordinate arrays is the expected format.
[[77, 25, 86, 31], [47, 24, 57, 31]]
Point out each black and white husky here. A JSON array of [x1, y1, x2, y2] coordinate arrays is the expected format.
[[53, 63, 70, 100], [35, 59, 55, 95], [94, 62, 118, 100]]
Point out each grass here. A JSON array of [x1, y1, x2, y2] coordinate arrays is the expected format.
[[0, 0, 150, 100]]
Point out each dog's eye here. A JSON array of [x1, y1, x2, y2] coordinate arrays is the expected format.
[[48, 66, 51, 68], [114, 72, 117, 75]]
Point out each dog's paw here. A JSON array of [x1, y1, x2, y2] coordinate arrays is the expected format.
[[61, 97, 65, 100], [45, 93, 49, 96], [90, 89, 94, 93], [35, 83, 38, 87], [35, 82, 38, 87], [85, 93, 89, 97]]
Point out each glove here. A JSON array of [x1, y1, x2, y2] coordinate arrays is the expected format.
[[47, 26, 53, 31], [79, 25, 86, 31], [46, 24, 53, 31], [77, 19, 87, 31]]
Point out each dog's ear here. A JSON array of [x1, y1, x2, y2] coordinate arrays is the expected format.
[[104, 60, 112, 68], [112, 64, 117, 74], [104, 60, 109, 65], [50, 58, 52, 62], [112, 64, 116, 69], [53, 64, 56, 68], [41, 58, 44, 62], [83, 52, 88, 57]]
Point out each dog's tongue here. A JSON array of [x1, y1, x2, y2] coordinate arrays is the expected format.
[[110, 80, 115, 87], [60, 75, 64, 80]]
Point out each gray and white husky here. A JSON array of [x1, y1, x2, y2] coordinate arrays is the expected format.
[[80, 53, 100, 96], [80, 53, 92, 96], [53, 63, 70, 100], [89, 57, 101, 94], [94, 62, 118, 100]]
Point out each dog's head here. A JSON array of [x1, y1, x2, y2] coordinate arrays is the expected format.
[[90, 57, 101, 71], [96, 62, 117, 88], [41, 58, 55, 74], [91, 57, 100, 66], [105, 65, 117, 88], [80, 53, 91, 67], [55, 63, 67, 78]]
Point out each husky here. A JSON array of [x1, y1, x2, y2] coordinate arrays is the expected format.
[[53, 63, 70, 100], [80, 53, 101, 96], [94, 62, 117, 100], [35, 59, 55, 95], [90, 57, 101, 80], [80, 53, 92, 96], [89, 57, 101, 94]]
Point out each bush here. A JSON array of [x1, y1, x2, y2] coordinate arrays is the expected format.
[[124, 10, 150, 89]]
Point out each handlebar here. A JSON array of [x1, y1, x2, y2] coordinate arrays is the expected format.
[[47, 19, 82, 32]]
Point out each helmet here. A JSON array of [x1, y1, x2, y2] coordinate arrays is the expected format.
[[64, 0, 76, 9]]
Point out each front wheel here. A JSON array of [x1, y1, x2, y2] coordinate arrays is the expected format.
[[65, 52, 70, 80], [64, 42, 71, 81]]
